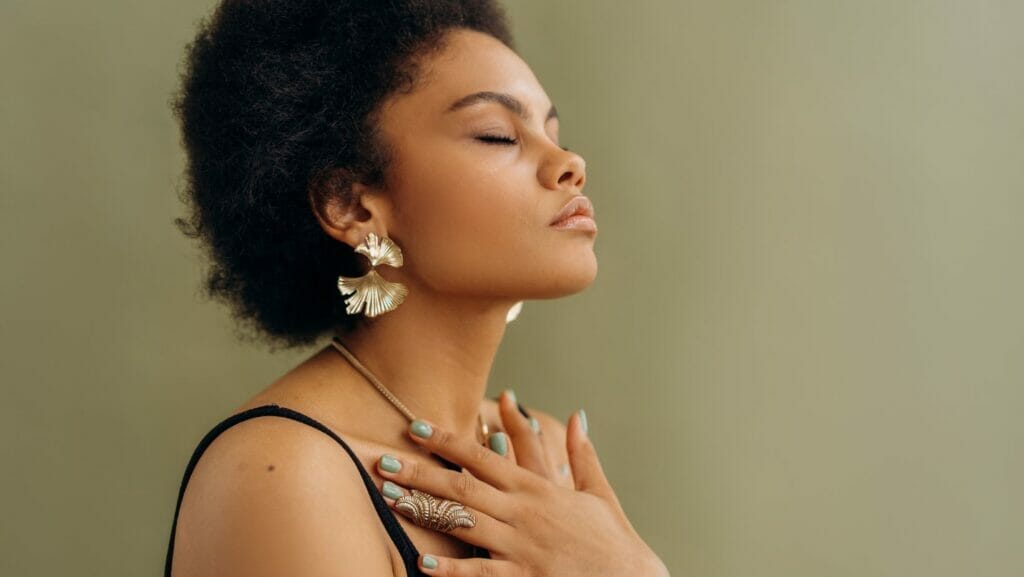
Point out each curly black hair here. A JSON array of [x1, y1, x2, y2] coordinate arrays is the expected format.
[[170, 0, 515, 351]]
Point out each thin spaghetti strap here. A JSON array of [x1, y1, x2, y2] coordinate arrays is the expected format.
[[164, 404, 425, 577]]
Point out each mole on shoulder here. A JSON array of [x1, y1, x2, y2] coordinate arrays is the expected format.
[[267, 464, 275, 472]]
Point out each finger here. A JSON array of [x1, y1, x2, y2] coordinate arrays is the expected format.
[[376, 453, 515, 521], [407, 418, 544, 493], [498, 390, 553, 478], [488, 430, 517, 465], [417, 553, 521, 577], [566, 409, 620, 507], [378, 479, 515, 554]]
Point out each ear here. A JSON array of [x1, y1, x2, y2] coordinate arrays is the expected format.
[[308, 167, 393, 249]]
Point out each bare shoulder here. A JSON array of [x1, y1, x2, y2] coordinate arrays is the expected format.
[[169, 414, 395, 577]]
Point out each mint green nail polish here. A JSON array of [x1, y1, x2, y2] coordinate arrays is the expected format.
[[380, 454, 402, 473], [578, 409, 588, 434], [410, 420, 433, 439], [382, 480, 403, 500], [422, 554, 439, 569], [505, 389, 517, 404], [529, 416, 541, 432], [488, 432, 509, 456]]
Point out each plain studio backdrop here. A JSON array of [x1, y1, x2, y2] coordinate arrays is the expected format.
[[1, 1, 1022, 576]]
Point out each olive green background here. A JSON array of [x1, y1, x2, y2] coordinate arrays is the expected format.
[[2, 1, 1021, 575]]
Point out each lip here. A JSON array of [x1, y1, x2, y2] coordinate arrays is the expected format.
[[549, 195, 596, 227], [550, 214, 598, 232]]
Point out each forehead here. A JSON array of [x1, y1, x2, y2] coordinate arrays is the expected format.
[[380, 29, 552, 127]]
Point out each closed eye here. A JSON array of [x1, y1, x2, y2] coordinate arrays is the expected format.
[[476, 134, 518, 145], [476, 134, 570, 151]]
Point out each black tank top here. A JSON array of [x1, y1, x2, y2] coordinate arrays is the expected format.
[[164, 401, 534, 576]]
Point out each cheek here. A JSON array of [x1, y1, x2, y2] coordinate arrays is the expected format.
[[395, 159, 537, 292], [388, 142, 597, 297]]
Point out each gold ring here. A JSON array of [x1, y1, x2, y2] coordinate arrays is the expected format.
[[394, 489, 477, 532]]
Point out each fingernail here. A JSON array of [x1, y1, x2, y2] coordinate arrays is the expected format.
[[382, 480, 404, 500], [410, 420, 433, 439], [559, 463, 570, 476], [488, 432, 509, 456], [504, 389, 517, 404], [422, 554, 439, 569], [529, 416, 541, 433], [578, 409, 588, 434], [380, 454, 402, 473]]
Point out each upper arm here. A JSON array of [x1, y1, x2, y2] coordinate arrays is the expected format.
[[170, 416, 394, 577]]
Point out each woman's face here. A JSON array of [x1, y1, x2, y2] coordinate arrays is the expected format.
[[368, 28, 596, 302]]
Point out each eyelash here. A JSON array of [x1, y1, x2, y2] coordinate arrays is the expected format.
[[476, 135, 518, 145], [476, 135, 571, 152]]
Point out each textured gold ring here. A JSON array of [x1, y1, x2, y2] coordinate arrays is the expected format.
[[393, 489, 478, 532]]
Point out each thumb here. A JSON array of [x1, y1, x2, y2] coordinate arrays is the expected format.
[[566, 409, 620, 508]]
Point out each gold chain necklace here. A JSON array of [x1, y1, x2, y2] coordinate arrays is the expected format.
[[330, 336, 490, 445], [331, 335, 493, 559]]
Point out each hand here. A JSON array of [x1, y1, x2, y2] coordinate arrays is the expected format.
[[374, 394, 670, 577], [484, 391, 560, 485]]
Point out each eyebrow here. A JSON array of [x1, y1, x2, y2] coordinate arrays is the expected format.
[[445, 91, 559, 122]]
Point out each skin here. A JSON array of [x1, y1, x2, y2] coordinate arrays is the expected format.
[[169, 28, 667, 576]]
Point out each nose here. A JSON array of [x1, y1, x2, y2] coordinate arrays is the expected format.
[[540, 147, 586, 192]]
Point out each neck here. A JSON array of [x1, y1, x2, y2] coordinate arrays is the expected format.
[[331, 289, 515, 442]]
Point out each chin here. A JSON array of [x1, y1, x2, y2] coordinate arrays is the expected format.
[[530, 251, 598, 298]]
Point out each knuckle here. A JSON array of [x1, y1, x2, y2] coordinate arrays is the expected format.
[[451, 471, 477, 500], [446, 558, 471, 577], [517, 470, 550, 496], [470, 442, 496, 468], [476, 558, 496, 577], [434, 428, 457, 451], [406, 460, 422, 485]]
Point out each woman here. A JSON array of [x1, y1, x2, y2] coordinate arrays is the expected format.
[[165, 1, 669, 576]]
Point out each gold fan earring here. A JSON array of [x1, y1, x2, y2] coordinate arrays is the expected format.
[[337, 232, 409, 317]]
